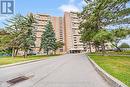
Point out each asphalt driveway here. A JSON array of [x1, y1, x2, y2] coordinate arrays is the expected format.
[[0, 54, 111, 87]]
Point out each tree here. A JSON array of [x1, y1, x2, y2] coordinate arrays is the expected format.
[[52, 41, 64, 54], [0, 30, 12, 55], [79, 21, 97, 52], [110, 28, 130, 51], [40, 21, 56, 55], [4, 14, 27, 57], [119, 43, 130, 48], [93, 29, 112, 54], [79, 0, 130, 54], [19, 13, 36, 58], [3, 13, 36, 58]]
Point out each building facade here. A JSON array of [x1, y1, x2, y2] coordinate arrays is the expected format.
[[51, 16, 65, 54], [34, 14, 51, 54], [64, 12, 85, 53], [33, 12, 111, 54], [34, 14, 65, 54]]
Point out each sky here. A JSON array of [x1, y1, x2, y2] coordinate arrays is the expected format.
[[0, 0, 129, 45], [0, 0, 86, 27]]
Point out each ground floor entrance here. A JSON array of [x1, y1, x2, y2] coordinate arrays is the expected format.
[[69, 50, 81, 53]]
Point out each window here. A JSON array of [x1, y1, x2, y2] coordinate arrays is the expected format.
[[72, 29, 75, 34], [60, 49, 63, 52]]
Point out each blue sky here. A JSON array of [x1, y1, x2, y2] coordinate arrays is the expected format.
[[15, 0, 82, 16], [0, 0, 129, 27], [0, 0, 85, 27]]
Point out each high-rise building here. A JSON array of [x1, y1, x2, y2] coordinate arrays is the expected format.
[[64, 12, 85, 53], [51, 16, 65, 53], [34, 14, 51, 54], [34, 14, 65, 54], [33, 12, 111, 54]]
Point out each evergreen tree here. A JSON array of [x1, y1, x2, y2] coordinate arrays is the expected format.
[[4, 13, 36, 58], [4, 14, 28, 57], [52, 41, 64, 54], [79, 0, 130, 53], [40, 21, 56, 55], [20, 13, 36, 58]]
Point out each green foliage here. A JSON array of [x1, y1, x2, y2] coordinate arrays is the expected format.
[[4, 15, 26, 48], [40, 21, 57, 55], [79, 0, 130, 53], [52, 41, 64, 53], [119, 43, 130, 48], [112, 28, 129, 38], [93, 30, 112, 43], [19, 13, 36, 57], [2, 13, 36, 57], [56, 41, 64, 48], [110, 28, 130, 51]]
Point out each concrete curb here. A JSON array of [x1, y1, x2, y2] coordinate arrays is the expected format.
[[0, 58, 49, 69], [87, 56, 128, 87]]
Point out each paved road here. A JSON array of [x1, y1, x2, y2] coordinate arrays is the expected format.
[[0, 54, 111, 87]]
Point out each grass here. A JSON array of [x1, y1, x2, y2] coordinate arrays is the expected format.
[[0, 54, 60, 66], [89, 51, 130, 55], [89, 55, 130, 86]]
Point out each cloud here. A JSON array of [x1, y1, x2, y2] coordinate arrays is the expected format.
[[0, 15, 12, 21], [59, 4, 80, 12], [58, 0, 80, 12], [0, 17, 8, 21], [119, 37, 130, 45], [79, 0, 87, 6], [69, 0, 75, 3], [0, 15, 12, 28], [77, 0, 87, 11]]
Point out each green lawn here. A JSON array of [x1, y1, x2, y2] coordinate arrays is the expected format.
[[0, 55, 59, 66], [89, 55, 130, 87], [89, 51, 130, 55]]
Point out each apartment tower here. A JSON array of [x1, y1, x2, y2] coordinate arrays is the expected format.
[[34, 14, 65, 54], [34, 12, 108, 54], [34, 14, 50, 54], [51, 16, 65, 54], [64, 12, 85, 53]]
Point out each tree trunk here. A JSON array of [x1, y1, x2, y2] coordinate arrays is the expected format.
[[101, 42, 106, 56], [47, 51, 48, 55], [89, 42, 92, 53], [12, 47, 15, 58], [15, 48, 19, 56], [24, 50, 27, 58], [97, 46, 100, 52], [95, 45, 97, 52], [111, 43, 122, 52], [54, 50, 56, 55], [46, 49, 49, 55]]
